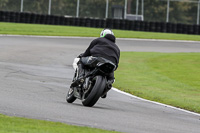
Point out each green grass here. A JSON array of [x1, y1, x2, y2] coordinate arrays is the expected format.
[[0, 114, 118, 133], [114, 52, 200, 113], [1, 22, 200, 41]]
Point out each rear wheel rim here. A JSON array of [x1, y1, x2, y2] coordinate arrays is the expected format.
[[82, 79, 95, 100]]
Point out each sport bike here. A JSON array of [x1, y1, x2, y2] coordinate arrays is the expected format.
[[66, 56, 116, 107]]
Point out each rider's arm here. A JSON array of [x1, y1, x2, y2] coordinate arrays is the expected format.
[[81, 39, 98, 57]]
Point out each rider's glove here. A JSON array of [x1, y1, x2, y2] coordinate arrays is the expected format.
[[77, 53, 84, 58]]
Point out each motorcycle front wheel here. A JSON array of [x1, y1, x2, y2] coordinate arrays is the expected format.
[[82, 76, 106, 107], [66, 87, 77, 103]]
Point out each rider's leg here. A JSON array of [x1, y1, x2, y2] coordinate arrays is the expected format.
[[70, 61, 85, 88], [77, 62, 85, 79]]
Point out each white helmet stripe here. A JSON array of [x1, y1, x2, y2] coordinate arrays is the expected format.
[[100, 29, 114, 37]]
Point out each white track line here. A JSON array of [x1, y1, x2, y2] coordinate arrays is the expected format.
[[0, 34, 95, 39], [1, 34, 200, 43], [112, 87, 200, 117]]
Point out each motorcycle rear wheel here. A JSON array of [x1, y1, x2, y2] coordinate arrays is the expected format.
[[82, 76, 106, 107]]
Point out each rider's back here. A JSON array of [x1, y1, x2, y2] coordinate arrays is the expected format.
[[88, 34, 120, 67]]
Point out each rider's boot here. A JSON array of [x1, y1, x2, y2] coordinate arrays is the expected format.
[[101, 79, 114, 98], [101, 72, 115, 98]]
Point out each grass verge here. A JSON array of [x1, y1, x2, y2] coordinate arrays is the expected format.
[[114, 52, 200, 113], [0, 114, 117, 133], [1, 22, 200, 41]]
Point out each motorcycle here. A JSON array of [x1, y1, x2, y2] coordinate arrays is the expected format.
[[66, 56, 116, 107]]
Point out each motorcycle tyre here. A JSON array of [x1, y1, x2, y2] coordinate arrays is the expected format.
[[82, 76, 106, 107], [66, 87, 77, 103]]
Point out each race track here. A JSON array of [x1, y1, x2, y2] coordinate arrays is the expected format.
[[0, 35, 200, 133]]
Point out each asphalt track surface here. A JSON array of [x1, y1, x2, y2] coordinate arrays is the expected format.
[[0, 35, 200, 133]]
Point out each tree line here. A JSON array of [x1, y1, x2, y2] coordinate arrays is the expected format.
[[0, 0, 199, 24]]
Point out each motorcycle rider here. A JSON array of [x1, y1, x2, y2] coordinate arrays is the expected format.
[[71, 29, 120, 98]]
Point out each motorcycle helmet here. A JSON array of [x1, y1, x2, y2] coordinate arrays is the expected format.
[[100, 29, 114, 37]]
